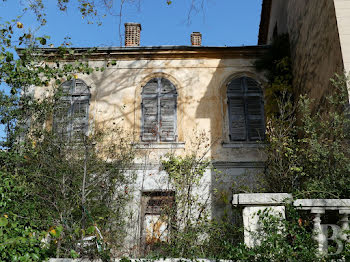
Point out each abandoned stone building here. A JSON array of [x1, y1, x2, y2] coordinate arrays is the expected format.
[[27, 0, 350, 255]]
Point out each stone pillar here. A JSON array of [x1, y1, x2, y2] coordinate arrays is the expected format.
[[242, 205, 286, 247], [232, 193, 292, 248]]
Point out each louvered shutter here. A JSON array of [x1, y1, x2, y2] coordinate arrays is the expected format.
[[54, 79, 90, 140], [228, 78, 243, 93], [142, 98, 158, 141], [61, 80, 73, 94], [71, 99, 89, 138], [246, 96, 264, 141], [227, 77, 265, 141], [245, 77, 264, 141], [143, 79, 158, 94], [160, 97, 176, 141], [53, 100, 70, 139], [246, 78, 261, 94], [160, 78, 176, 95], [228, 97, 246, 141], [141, 77, 177, 142]]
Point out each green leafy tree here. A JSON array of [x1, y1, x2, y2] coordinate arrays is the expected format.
[[0, 1, 140, 259]]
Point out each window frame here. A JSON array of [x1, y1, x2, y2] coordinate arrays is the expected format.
[[140, 191, 176, 255], [53, 79, 91, 140], [141, 77, 178, 142], [227, 76, 265, 142]]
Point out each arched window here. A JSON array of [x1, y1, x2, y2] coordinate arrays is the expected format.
[[53, 79, 90, 139], [227, 76, 265, 141], [141, 77, 177, 142]]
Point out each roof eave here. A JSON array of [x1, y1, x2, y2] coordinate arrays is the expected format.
[[17, 45, 269, 60]]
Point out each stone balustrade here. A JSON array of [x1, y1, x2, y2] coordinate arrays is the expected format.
[[294, 199, 350, 255], [232, 193, 350, 256]]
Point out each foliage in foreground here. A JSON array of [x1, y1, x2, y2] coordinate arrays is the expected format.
[[1, 125, 135, 260], [0, 168, 50, 261], [263, 74, 350, 198], [151, 149, 319, 260]]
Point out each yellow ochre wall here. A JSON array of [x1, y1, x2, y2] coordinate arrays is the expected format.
[[39, 53, 266, 164]]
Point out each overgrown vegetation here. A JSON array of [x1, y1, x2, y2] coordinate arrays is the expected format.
[[2, 3, 350, 260], [145, 34, 350, 260], [263, 73, 350, 198], [1, 89, 136, 260], [145, 133, 239, 259], [257, 35, 350, 199], [0, 2, 137, 260]]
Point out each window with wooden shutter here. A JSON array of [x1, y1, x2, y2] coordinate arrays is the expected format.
[[227, 77, 264, 141], [141, 78, 177, 142], [53, 79, 90, 140]]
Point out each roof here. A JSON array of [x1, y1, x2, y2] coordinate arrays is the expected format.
[[258, 0, 272, 45], [17, 45, 269, 60]]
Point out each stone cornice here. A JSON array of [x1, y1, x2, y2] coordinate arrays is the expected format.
[[17, 45, 269, 61]]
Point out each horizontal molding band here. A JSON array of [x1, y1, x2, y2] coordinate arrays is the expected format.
[[128, 161, 265, 170]]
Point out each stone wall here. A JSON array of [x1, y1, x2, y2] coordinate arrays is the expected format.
[[266, 0, 344, 108]]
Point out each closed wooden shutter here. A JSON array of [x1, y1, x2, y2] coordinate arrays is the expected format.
[[246, 96, 264, 141], [53, 100, 70, 138], [228, 97, 246, 141], [246, 78, 264, 141], [71, 99, 89, 138], [142, 98, 158, 141], [160, 98, 176, 141], [141, 77, 177, 142], [227, 77, 265, 141], [54, 79, 90, 140]]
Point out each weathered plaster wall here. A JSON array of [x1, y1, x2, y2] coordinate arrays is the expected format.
[[35, 55, 266, 255], [46, 57, 266, 164], [266, 0, 344, 108], [334, 0, 350, 76]]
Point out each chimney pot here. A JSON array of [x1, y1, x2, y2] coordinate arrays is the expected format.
[[125, 23, 141, 47], [191, 32, 202, 46]]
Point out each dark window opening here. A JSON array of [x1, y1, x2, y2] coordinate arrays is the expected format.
[[140, 191, 176, 255]]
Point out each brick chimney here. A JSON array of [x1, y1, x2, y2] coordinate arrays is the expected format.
[[191, 32, 202, 46], [124, 23, 141, 47]]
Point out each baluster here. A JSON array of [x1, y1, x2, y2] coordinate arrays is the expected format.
[[311, 208, 326, 255], [339, 210, 350, 243]]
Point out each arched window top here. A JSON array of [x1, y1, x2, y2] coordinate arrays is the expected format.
[[142, 77, 177, 96], [227, 77, 262, 96], [60, 79, 90, 97], [141, 77, 177, 142]]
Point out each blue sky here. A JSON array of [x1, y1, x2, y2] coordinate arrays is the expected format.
[[0, 0, 263, 47]]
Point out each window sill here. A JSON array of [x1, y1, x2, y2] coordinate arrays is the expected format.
[[221, 141, 266, 148], [133, 142, 185, 149]]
